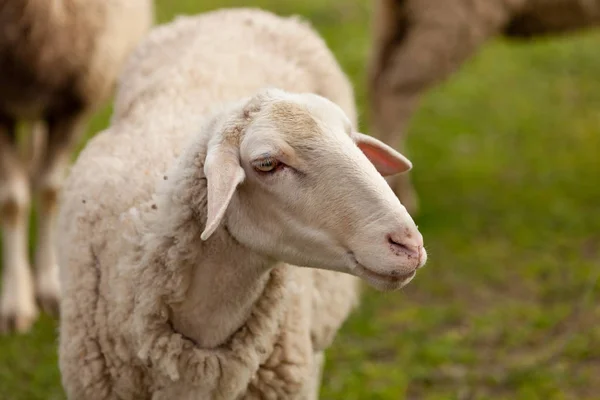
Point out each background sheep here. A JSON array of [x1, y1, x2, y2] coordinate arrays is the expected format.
[[0, 0, 154, 334], [57, 8, 426, 399], [368, 0, 600, 214]]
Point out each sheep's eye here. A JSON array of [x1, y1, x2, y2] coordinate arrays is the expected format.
[[253, 158, 280, 173]]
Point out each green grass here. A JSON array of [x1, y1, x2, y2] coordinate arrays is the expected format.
[[2, 0, 600, 398]]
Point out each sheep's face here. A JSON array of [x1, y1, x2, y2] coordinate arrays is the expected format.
[[202, 89, 426, 291]]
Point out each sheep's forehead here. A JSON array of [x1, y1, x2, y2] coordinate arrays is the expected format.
[[266, 99, 351, 147]]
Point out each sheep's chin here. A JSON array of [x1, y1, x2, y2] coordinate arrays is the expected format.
[[354, 264, 416, 291], [345, 253, 416, 291]]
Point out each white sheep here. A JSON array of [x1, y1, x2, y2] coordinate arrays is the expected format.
[[57, 8, 427, 399], [0, 0, 154, 334]]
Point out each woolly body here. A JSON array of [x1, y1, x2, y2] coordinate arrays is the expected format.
[[58, 9, 364, 399]]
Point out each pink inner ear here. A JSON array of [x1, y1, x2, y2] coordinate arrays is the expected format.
[[357, 141, 412, 176]]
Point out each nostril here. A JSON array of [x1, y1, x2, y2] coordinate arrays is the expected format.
[[388, 236, 420, 258]]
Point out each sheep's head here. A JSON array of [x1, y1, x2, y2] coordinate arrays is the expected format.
[[201, 88, 426, 291]]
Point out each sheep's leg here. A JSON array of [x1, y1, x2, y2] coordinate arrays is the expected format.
[[32, 111, 86, 317], [367, 0, 510, 214], [24, 120, 47, 179], [0, 112, 38, 334], [367, 1, 420, 214], [306, 351, 325, 400]]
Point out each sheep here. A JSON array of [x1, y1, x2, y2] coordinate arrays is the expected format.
[[367, 0, 600, 215], [0, 0, 154, 333], [56, 8, 427, 399]]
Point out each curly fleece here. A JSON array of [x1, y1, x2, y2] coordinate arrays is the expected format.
[[57, 8, 360, 399]]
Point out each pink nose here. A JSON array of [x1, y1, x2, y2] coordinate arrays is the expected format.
[[387, 232, 423, 261]]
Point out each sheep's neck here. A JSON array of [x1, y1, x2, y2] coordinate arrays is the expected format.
[[168, 242, 274, 348]]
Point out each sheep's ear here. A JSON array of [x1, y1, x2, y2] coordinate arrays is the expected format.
[[201, 143, 245, 241], [353, 132, 412, 176]]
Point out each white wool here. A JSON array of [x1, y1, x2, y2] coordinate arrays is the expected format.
[[58, 8, 360, 400]]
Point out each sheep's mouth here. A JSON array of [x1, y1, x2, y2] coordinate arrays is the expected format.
[[348, 253, 416, 288], [354, 263, 415, 284]]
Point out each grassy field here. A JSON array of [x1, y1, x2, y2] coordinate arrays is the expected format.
[[1, 0, 600, 399]]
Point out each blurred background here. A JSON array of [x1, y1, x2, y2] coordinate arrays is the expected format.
[[1, 0, 599, 399]]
